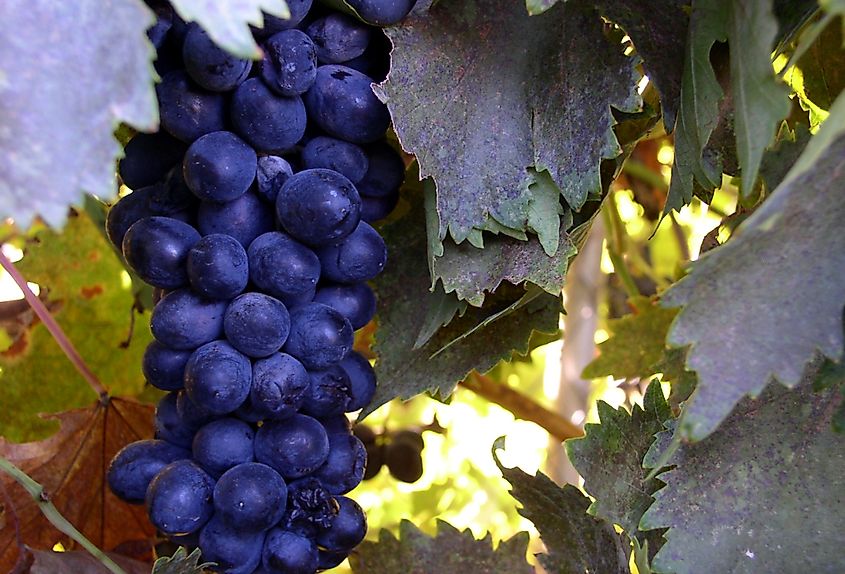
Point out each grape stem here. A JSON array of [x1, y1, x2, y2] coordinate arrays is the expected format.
[[0, 249, 109, 399], [0, 456, 127, 574], [460, 372, 583, 442]]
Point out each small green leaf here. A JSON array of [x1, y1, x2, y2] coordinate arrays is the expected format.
[[495, 440, 632, 574], [582, 296, 679, 380], [170, 0, 290, 58], [0, 211, 153, 441], [662, 92, 845, 440], [152, 547, 214, 574], [365, 191, 560, 417], [350, 520, 533, 574], [640, 381, 845, 573], [380, 0, 640, 247], [567, 382, 672, 536], [0, 0, 158, 229]]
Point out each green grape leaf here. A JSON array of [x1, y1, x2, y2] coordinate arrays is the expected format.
[[640, 381, 845, 573], [0, 211, 153, 441], [495, 441, 632, 574], [662, 93, 845, 440], [170, 0, 290, 59], [379, 0, 641, 247], [0, 0, 158, 229], [350, 520, 533, 574], [594, 1, 690, 132], [758, 123, 812, 191], [582, 297, 679, 380], [365, 190, 561, 417], [797, 16, 845, 111], [152, 547, 214, 574], [566, 382, 672, 536]]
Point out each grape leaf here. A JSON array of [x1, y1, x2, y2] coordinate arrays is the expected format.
[[378, 0, 641, 246], [350, 520, 532, 574], [797, 16, 845, 111], [758, 123, 811, 191], [494, 440, 631, 574], [0, 398, 156, 572], [0, 211, 154, 441], [28, 549, 150, 574], [525, 0, 559, 16], [152, 547, 214, 574], [170, 0, 290, 59], [582, 297, 679, 381], [0, 0, 158, 229], [365, 189, 561, 417], [566, 382, 671, 536], [662, 93, 845, 440], [640, 381, 845, 573]]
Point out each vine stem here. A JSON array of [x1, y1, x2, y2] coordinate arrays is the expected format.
[[0, 457, 127, 574], [0, 249, 108, 399], [459, 372, 583, 442]]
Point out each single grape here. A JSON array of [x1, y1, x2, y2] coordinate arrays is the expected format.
[[338, 351, 377, 411], [247, 231, 321, 307], [157, 70, 226, 142], [316, 495, 367, 551], [314, 282, 376, 331], [306, 13, 371, 64], [385, 431, 424, 483], [154, 391, 198, 448], [301, 366, 352, 417], [106, 187, 156, 250], [107, 439, 189, 503], [146, 3, 173, 50], [198, 516, 265, 574], [197, 190, 276, 248], [183, 131, 257, 203], [254, 0, 314, 38], [344, 0, 417, 26], [282, 477, 339, 534], [360, 188, 400, 223], [119, 131, 187, 190], [256, 155, 294, 204], [142, 341, 191, 391], [231, 78, 307, 153], [260, 30, 317, 96], [145, 460, 215, 536], [262, 528, 318, 574], [186, 234, 249, 300], [192, 417, 255, 478], [184, 340, 252, 415], [301, 136, 368, 184], [321, 414, 353, 435], [214, 462, 288, 532], [317, 549, 349, 571], [284, 303, 354, 370], [152, 166, 200, 215], [303, 65, 390, 143], [314, 432, 366, 494], [357, 141, 406, 198], [176, 389, 216, 429], [223, 292, 291, 358], [254, 414, 330, 478], [317, 221, 387, 283], [122, 216, 200, 289], [276, 168, 362, 247], [150, 289, 227, 350], [183, 24, 252, 91], [250, 352, 310, 420]]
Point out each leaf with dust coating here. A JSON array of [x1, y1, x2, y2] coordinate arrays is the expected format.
[[640, 382, 845, 573], [582, 297, 679, 381], [350, 520, 532, 574], [365, 190, 560, 416], [495, 441, 631, 574], [0, 398, 156, 572], [661, 94, 845, 440], [28, 549, 150, 574], [153, 547, 214, 574], [0, 211, 154, 441], [379, 0, 640, 247], [0, 0, 158, 228], [567, 382, 671, 536], [170, 0, 290, 59]]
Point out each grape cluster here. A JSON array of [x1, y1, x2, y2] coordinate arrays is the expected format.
[[354, 425, 435, 483], [106, 1, 413, 572]]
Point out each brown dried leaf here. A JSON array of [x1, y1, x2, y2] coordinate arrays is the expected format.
[[28, 548, 150, 574], [0, 398, 156, 571]]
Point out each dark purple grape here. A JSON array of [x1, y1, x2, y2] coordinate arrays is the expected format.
[[301, 136, 368, 184], [142, 341, 191, 391], [231, 78, 307, 153], [255, 0, 314, 38], [157, 71, 226, 142], [198, 516, 264, 574], [184, 340, 252, 415], [223, 292, 290, 358], [183, 131, 257, 203], [186, 234, 250, 300], [314, 432, 366, 494], [197, 190, 276, 248], [192, 417, 255, 477], [301, 366, 352, 418], [247, 232, 321, 307], [316, 495, 367, 551], [345, 0, 416, 26], [260, 30, 317, 96], [150, 289, 227, 350], [262, 528, 318, 574], [282, 477, 339, 534], [339, 351, 377, 411], [183, 24, 252, 92], [358, 141, 405, 198], [317, 221, 387, 283], [361, 188, 400, 222], [254, 414, 330, 478], [306, 13, 371, 64], [119, 132, 187, 190], [284, 303, 354, 370], [154, 391, 197, 448], [213, 462, 288, 532], [313, 282, 376, 331], [250, 352, 310, 420], [107, 439, 189, 503], [146, 460, 215, 536], [122, 216, 200, 289], [256, 156, 294, 204]]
